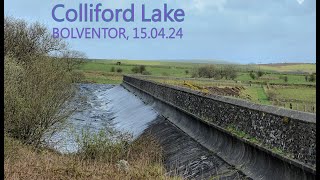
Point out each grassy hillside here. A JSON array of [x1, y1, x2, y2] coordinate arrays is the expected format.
[[78, 60, 316, 84], [77, 60, 316, 113]]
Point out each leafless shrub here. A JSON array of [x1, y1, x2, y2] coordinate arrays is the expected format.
[[192, 65, 238, 80], [4, 16, 86, 147], [4, 16, 66, 63], [223, 65, 238, 80], [5, 56, 76, 147], [131, 65, 147, 74], [58, 50, 87, 72], [198, 65, 219, 78]]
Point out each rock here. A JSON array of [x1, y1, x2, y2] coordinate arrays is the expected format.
[[270, 133, 276, 139], [117, 160, 130, 172], [200, 155, 207, 160]]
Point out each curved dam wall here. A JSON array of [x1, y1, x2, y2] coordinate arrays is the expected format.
[[122, 75, 316, 179], [53, 84, 248, 179]]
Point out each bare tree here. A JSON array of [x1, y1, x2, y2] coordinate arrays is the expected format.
[[223, 65, 238, 80], [59, 50, 87, 72], [4, 16, 67, 63], [4, 16, 87, 147]]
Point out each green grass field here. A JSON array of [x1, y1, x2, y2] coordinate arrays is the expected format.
[[259, 63, 316, 74], [236, 72, 315, 85], [270, 86, 316, 103], [77, 60, 316, 113], [78, 60, 193, 84], [79, 60, 316, 84], [265, 85, 316, 112], [241, 86, 270, 105]]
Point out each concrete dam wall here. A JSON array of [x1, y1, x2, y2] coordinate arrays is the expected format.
[[122, 75, 316, 180], [50, 84, 247, 179]]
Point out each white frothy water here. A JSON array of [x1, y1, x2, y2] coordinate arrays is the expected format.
[[102, 85, 158, 138], [48, 84, 158, 153]]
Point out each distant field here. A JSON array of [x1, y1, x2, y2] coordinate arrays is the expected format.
[[89, 59, 204, 68], [79, 60, 191, 78], [266, 85, 316, 112], [259, 63, 316, 74], [241, 86, 271, 105], [236, 72, 315, 85], [77, 60, 316, 113], [79, 60, 316, 84], [145, 76, 315, 113], [80, 71, 123, 84]]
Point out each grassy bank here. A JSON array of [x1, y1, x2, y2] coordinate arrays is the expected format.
[[5, 134, 179, 180]]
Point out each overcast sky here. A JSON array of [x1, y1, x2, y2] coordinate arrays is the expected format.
[[4, 0, 316, 64]]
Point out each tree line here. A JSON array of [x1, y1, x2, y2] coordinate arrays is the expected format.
[[191, 65, 238, 80]]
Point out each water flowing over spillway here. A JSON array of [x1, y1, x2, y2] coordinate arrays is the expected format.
[[49, 84, 246, 179], [105, 85, 158, 137], [49, 84, 158, 153]]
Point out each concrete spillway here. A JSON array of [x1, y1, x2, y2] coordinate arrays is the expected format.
[[50, 83, 315, 180], [106, 85, 249, 179], [143, 117, 247, 179], [48, 84, 158, 153], [121, 81, 316, 180]]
